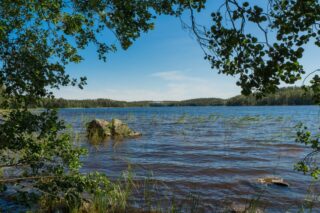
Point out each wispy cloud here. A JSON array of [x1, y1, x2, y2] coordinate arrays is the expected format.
[[55, 87, 171, 101], [149, 70, 238, 100], [152, 71, 205, 82], [54, 70, 239, 101]]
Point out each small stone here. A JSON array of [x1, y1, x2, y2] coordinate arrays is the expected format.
[[230, 202, 264, 213], [230, 203, 247, 213], [257, 177, 289, 187]]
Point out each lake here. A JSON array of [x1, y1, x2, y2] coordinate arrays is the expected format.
[[60, 106, 320, 212]]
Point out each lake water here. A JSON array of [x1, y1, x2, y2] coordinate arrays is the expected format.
[[60, 106, 320, 212]]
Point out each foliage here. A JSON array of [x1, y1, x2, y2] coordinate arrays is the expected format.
[[0, 0, 206, 211], [191, 0, 320, 97], [295, 123, 320, 179], [294, 75, 320, 179]]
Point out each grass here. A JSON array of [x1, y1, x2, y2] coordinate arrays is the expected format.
[[34, 162, 319, 212], [298, 181, 320, 213], [44, 168, 204, 213]]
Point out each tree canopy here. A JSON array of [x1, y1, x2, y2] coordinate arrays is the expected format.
[[0, 0, 206, 108], [189, 0, 320, 96], [0, 0, 206, 210]]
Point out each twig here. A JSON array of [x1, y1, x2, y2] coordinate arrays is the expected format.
[[302, 69, 320, 86]]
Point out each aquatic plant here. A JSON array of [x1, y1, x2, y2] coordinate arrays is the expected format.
[[298, 181, 320, 213], [152, 115, 162, 126], [295, 122, 320, 179], [208, 113, 220, 123], [176, 113, 188, 124], [127, 113, 137, 123]]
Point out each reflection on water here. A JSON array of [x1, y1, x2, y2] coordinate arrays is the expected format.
[[60, 106, 320, 212]]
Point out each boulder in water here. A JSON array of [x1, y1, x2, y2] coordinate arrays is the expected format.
[[86, 118, 141, 142], [110, 118, 141, 138], [86, 119, 112, 140]]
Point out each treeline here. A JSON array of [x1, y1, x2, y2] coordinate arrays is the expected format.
[[226, 87, 314, 106], [39, 87, 315, 108], [39, 97, 226, 108]]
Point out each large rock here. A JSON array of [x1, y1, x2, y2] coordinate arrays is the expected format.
[[110, 119, 141, 137], [87, 119, 111, 140], [86, 118, 141, 142]]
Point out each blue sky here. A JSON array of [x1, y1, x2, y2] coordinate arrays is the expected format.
[[55, 1, 320, 101]]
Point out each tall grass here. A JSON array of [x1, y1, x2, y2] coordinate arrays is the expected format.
[[71, 169, 205, 213]]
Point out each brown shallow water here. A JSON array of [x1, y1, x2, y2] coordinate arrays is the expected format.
[[60, 106, 320, 212]]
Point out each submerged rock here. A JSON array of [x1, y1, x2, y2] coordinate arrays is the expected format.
[[86, 118, 141, 142], [257, 177, 289, 187], [110, 119, 142, 138], [87, 119, 111, 140], [230, 203, 264, 213]]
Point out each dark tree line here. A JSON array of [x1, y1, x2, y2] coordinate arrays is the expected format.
[[38, 87, 314, 108], [226, 86, 314, 106]]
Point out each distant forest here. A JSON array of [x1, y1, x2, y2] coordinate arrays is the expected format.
[[38, 87, 314, 108]]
